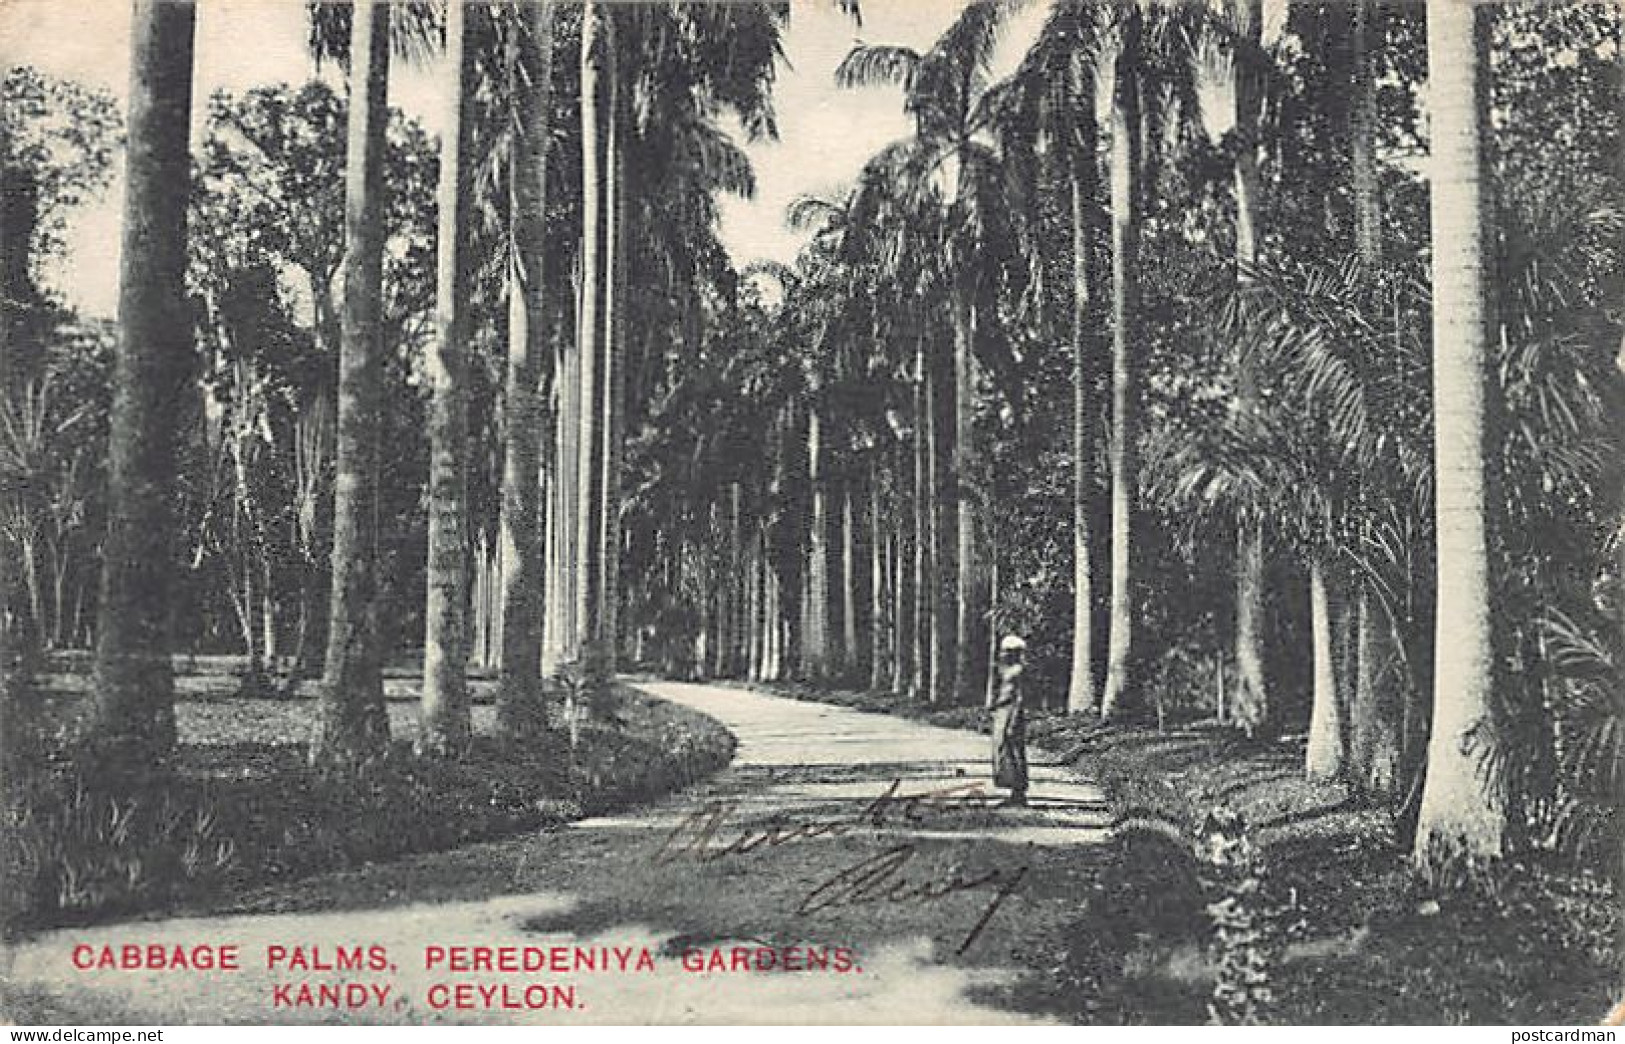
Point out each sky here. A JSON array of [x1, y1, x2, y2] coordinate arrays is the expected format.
[[0, 0, 1053, 320]]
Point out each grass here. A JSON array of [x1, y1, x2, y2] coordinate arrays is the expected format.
[[738, 675, 1619, 1025], [3, 664, 736, 939]]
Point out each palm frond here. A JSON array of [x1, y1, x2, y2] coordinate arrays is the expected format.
[[306, 0, 441, 70], [834, 43, 921, 92]]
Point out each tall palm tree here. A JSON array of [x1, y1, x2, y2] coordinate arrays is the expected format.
[[1099, 5, 1144, 721], [1413, 0, 1504, 865], [1066, 46, 1103, 716], [574, 0, 610, 662], [313, 0, 392, 766], [1230, 0, 1271, 736], [496, 0, 555, 735], [1345, 0, 1405, 798], [599, 12, 630, 675], [419, 0, 473, 756], [91, 0, 197, 760], [1019, 4, 1109, 716]]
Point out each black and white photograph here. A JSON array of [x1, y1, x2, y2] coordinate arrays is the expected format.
[[2, 0, 1624, 1027]]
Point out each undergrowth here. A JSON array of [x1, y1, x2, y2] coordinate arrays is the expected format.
[[2, 684, 734, 938]]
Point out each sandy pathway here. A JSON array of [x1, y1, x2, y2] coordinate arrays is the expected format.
[[3, 681, 1111, 1025]]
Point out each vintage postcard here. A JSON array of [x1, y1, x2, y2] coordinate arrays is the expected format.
[[1, 0, 1622, 1028]]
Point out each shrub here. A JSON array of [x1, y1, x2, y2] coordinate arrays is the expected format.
[[3, 763, 233, 934]]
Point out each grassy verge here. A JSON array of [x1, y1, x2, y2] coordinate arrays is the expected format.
[[735, 677, 1616, 1024], [2, 682, 734, 938]]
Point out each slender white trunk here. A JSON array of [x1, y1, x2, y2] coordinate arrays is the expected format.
[[1414, 0, 1503, 865], [1306, 561, 1344, 779], [574, 4, 607, 661], [1067, 139, 1098, 715], [1101, 19, 1142, 721], [805, 409, 828, 677]]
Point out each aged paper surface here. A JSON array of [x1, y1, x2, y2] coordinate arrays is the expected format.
[[2, 0, 1621, 1028]]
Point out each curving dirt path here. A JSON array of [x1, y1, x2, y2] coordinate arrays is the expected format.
[[3, 681, 1111, 1025]]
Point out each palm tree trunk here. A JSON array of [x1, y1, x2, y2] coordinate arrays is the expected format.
[[727, 483, 744, 676], [842, 486, 858, 680], [952, 285, 984, 705], [766, 541, 783, 681], [91, 0, 196, 760], [598, 31, 627, 670], [871, 477, 889, 691], [575, 2, 608, 662], [1413, 0, 1503, 866], [548, 283, 579, 674], [419, 0, 473, 756], [912, 340, 931, 700], [804, 407, 828, 678], [893, 440, 912, 694], [984, 556, 999, 708], [1351, 588, 1403, 795], [313, 0, 392, 766], [21, 540, 44, 663], [1232, 0, 1270, 738], [497, 0, 554, 735], [1101, 17, 1143, 722], [928, 341, 955, 705], [776, 404, 803, 679], [1352, 0, 1382, 269], [1306, 559, 1344, 779], [292, 389, 333, 680], [755, 529, 768, 680], [1067, 98, 1099, 715], [261, 555, 278, 667], [744, 521, 759, 680]]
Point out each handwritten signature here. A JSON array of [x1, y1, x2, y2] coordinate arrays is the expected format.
[[652, 778, 988, 864], [798, 844, 1029, 956], [653, 780, 1027, 955]]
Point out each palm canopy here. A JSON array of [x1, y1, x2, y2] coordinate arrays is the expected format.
[[306, 0, 440, 69]]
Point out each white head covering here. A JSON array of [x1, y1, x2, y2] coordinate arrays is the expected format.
[[999, 635, 1027, 653]]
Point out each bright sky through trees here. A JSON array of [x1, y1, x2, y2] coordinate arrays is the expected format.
[[0, 0, 1056, 318]]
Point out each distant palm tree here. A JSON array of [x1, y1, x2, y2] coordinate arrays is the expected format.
[[90, 0, 196, 760], [551, 2, 789, 674], [313, 0, 393, 766], [1413, 0, 1503, 866], [837, 0, 1024, 704]]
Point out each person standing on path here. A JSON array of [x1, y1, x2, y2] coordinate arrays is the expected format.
[[991, 634, 1029, 806]]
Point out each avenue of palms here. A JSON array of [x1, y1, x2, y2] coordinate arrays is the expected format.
[[4, 0, 1625, 1024]]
